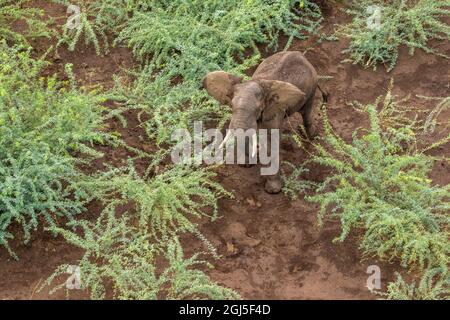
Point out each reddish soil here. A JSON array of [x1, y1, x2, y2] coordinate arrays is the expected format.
[[0, 2, 448, 300]]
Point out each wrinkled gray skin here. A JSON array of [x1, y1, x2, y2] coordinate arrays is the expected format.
[[203, 51, 319, 194]]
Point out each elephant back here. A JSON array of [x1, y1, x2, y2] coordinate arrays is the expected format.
[[252, 51, 317, 97]]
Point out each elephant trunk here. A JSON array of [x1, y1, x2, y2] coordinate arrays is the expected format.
[[222, 111, 258, 158]]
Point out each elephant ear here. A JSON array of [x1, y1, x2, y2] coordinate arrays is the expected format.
[[259, 80, 306, 122], [202, 71, 242, 105]]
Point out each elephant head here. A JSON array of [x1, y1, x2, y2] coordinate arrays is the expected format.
[[202, 71, 306, 153]]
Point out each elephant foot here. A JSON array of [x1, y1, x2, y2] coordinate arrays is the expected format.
[[264, 176, 283, 194], [301, 124, 317, 140], [306, 125, 317, 140]]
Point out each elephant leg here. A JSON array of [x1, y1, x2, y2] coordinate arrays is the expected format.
[[300, 88, 317, 139], [260, 115, 283, 194], [265, 174, 283, 194]]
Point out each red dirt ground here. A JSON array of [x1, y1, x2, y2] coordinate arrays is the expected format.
[[0, 1, 448, 300]]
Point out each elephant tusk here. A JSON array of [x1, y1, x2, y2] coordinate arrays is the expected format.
[[219, 130, 234, 149], [252, 133, 258, 158]]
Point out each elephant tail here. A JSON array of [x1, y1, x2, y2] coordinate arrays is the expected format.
[[317, 84, 329, 103]]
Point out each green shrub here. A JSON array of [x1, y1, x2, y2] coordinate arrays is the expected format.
[[282, 160, 318, 200], [43, 211, 239, 300], [51, 0, 145, 55], [384, 268, 449, 300], [74, 164, 231, 256], [422, 96, 450, 132], [0, 0, 50, 46], [116, 0, 322, 68], [418, 95, 450, 154], [111, 66, 232, 145], [339, 0, 450, 70], [300, 89, 449, 271], [50, 0, 106, 55], [283, 84, 449, 299], [0, 42, 114, 254]]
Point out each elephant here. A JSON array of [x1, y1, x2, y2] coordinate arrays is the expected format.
[[202, 51, 326, 194]]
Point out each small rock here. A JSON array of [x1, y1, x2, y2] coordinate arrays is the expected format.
[[246, 197, 262, 208], [226, 242, 238, 255], [246, 198, 256, 207]]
